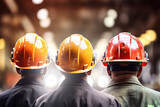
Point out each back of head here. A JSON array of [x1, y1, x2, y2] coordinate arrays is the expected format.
[[102, 32, 149, 77], [56, 34, 95, 78], [10, 33, 52, 77]]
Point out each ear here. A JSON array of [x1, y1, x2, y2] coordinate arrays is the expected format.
[[137, 67, 142, 77], [43, 67, 47, 75], [55, 50, 59, 65], [107, 67, 111, 76], [16, 68, 21, 74], [87, 70, 92, 76]]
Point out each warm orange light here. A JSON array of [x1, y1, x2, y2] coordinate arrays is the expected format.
[[138, 29, 157, 47], [5, 72, 21, 88], [140, 33, 151, 42], [146, 29, 157, 42], [0, 39, 5, 49], [138, 37, 150, 47]]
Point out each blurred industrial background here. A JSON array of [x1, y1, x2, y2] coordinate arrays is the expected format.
[[0, 0, 160, 92]]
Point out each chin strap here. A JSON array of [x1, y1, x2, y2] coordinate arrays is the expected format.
[[107, 62, 142, 72]]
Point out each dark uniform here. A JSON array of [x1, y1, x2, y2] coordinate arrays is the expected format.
[[0, 78, 50, 107], [32, 78, 121, 107], [102, 76, 160, 107]]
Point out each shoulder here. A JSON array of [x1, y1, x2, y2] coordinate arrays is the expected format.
[[0, 87, 29, 106], [101, 88, 110, 93], [32, 91, 54, 107], [92, 88, 115, 99], [33, 87, 121, 107], [0, 88, 16, 99], [88, 88, 120, 106], [142, 86, 160, 96], [0, 86, 34, 101], [31, 85, 51, 94]]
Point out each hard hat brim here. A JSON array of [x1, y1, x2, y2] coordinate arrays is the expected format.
[[102, 59, 148, 67], [10, 61, 50, 69], [56, 64, 95, 74]]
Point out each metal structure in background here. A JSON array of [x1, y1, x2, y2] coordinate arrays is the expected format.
[[0, 0, 160, 91]]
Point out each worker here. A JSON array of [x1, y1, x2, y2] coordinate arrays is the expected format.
[[32, 34, 121, 107], [0, 33, 51, 107], [102, 32, 160, 107]]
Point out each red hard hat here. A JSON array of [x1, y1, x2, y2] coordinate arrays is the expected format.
[[102, 32, 148, 67]]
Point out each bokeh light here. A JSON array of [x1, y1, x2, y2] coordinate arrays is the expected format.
[[32, 0, 43, 5], [138, 29, 157, 47], [58, 76, 65, 86], [87, 76, 94, 87], [146, 29, 157, 42], [104, 16, 115, 28], [37, 8, 49, 20], [107, 9, 118, 19], [0, 39, 5, 50], [43, 75, 57, 88], [97, 76, 110, 88], [39, 17, 51, 28]]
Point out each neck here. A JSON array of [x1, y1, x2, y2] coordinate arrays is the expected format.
[[65, 75, 87, 81], [22, 75, 43, 81], [82, 75, 87, 81], [112, 73, 137, 81]]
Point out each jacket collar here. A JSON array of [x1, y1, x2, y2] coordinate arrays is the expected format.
[[60, 78, 90, 88], [15, 78, 44, 87], [107, 76, 142, 88]]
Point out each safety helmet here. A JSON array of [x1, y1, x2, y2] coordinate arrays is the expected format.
[[56, 34, 96, 74], [102, 32, 148, 67], [10, 33, 51, 70]]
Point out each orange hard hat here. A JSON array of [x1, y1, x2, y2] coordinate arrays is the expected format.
[[56, 34, 95, 74], [102, 32, 148, 67], [10, 33, 51, 70]]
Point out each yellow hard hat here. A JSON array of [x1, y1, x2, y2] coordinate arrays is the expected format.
[[56, 34, 95, 74]]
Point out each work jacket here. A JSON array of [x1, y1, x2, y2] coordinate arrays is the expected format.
[[0, 78, 50, 107], [32, 78, 121, 107], [102, 76, 160, 107]]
